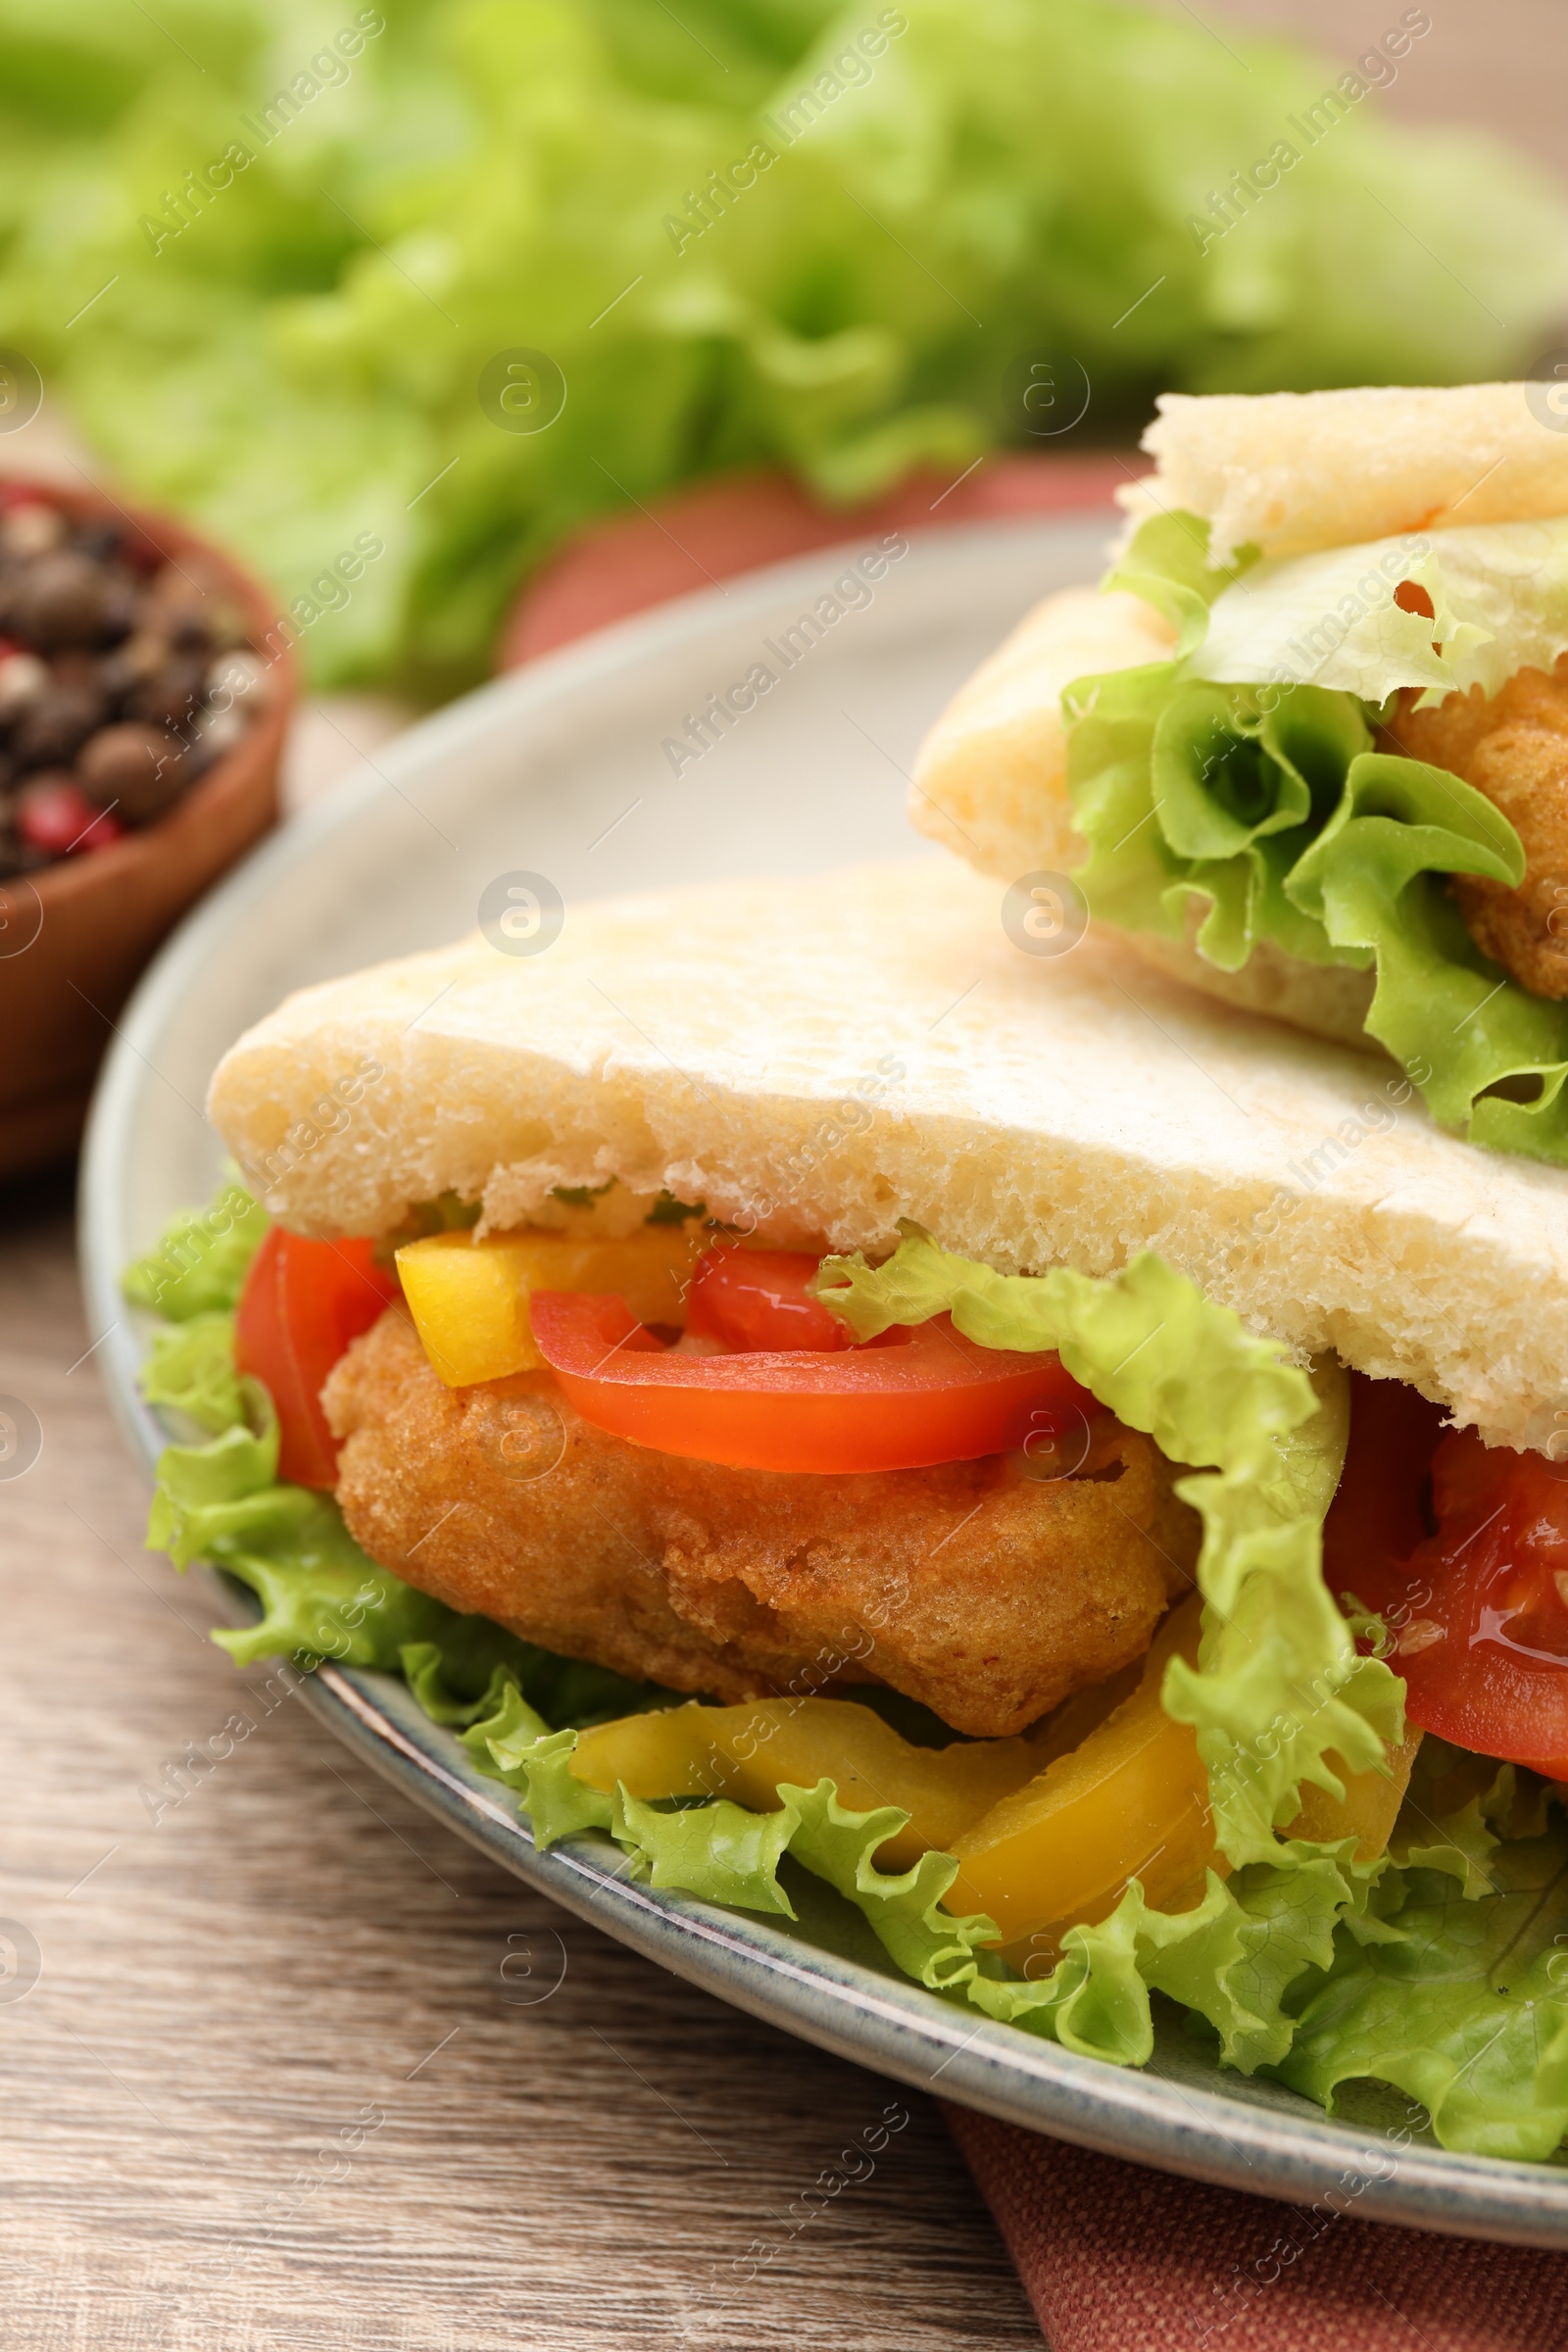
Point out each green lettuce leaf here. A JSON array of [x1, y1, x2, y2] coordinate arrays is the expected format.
[[473, 1697, 1002, 1978], [779, 1779, 999, 1988], [1195, 520, 1568, 708], [472, 1670, 1390, 2085], [1067, 515, 1568, 1163], [1154, 682, 1374, 973], [1383, 1737, 1553, 1901], [968, 1846, 1379, 2074], [447, 1642, 1568, 2159], [1060, 657, 1192, 941], [814, 1224, 1402, 1862], [4, 2, 1566, 691], [1278, 1825, 1568, 2163], [132, 1203, 1568, 2159], [122, 1182, 269, 1319], [1103, 507, 1254, 660], [1286, 757, 1568, 1161], [138, 1311, 246, 1435], [401, 1647, 520, 1731], [614, 1787, 802, 1917], [149, 1415, 460, 1671]]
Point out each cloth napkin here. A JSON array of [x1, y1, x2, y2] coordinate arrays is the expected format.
[[943, 2104, 1568, 2351], [494, 446, 1131, 665], [504, 452, 1568, 2351]]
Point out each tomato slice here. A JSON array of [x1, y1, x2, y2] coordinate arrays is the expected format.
[[1321, 1373, 1446, 1593], [527, 1290, 1097, 1473], [1328, 1372, 1568, 1776], [686, 1246, 855, 1352], [234, 1229, 401, 1489]]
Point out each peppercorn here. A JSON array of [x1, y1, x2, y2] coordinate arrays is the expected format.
[[10, 678, 109, 768], [6, 550, 133, 649], [77, 721, 185, 822], [16, 772, 126, 857], [0, 503, 65, 560], [125, 648, 209, 732]]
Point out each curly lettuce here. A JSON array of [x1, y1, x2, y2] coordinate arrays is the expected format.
[[138, 1312, 247, 1436], [815, 1225, 1401, 1862], [122, 1181, 270, 1319], [127, 1193, 1568, 2158], [4, 2, 1567, 689], [1196, 520, 1568, 710], [1068, 514, 1568, 1163], [1277, 1747, 1568, 2160]]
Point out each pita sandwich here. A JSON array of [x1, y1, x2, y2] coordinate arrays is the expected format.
[[122, 858, 1568, 2158], [914, 380, 1568, 1166]]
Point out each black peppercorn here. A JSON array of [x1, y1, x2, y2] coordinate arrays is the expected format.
[[77, 720, 184, 821], [6, 550, 133, 649], [125, 649, 209, 732], [10, 679, 109, 767]]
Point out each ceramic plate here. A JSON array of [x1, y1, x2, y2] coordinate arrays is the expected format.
[[79, 514, 1568, 2246]]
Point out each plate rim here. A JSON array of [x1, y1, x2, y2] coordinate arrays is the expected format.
[[76, 513, 1568, 2248]]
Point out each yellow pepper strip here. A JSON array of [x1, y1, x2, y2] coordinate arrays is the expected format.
[[569, 1597, 1420, 1954], [568, 1697, 1048, 1871], [953, 1594, 1421, 1965], [949, 1594, 1213, 1959], [1287, 1730, 1422, 1859], [395, 1225, 702, 1387]]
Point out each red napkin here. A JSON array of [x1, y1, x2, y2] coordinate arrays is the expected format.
[[943, 2105, 1568, 2351], [494, 448, 1131, 665], [504, 455, 1568, 2348]]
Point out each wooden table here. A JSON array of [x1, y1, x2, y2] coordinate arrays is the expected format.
[[1216, 0, 1568, 176], [0, 1173, 1041, 2350], [3, 12, 1551, 2337]]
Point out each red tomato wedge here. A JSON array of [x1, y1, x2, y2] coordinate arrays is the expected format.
[[234, 1229, 401, 1489], [527, 1289, 1097, 1473], [686, 1246, 856, 1352], [1327, 1372, 1568, 1777]]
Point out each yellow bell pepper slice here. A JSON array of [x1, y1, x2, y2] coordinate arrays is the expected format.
[[951, 1594, 1421, 1963], [1288, 1729, 1422, 1859], [395, 1225, 701, 1388], [949, 1593, 1213, 1958], [567, 1601, 1421, 1955], [569, 1697, 1050, 1871]]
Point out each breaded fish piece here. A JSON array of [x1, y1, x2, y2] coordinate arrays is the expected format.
[[324, 1309, 1200, 1738], [1387, 659, 1568, 1000]]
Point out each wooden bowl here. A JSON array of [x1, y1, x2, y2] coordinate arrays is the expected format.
[[0, 483, 297, 1176]]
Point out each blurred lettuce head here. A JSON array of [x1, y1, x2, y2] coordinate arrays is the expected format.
[[1, 0, 1563, 690]]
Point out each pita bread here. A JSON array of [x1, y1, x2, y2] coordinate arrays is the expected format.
[[906, 587, 1384, 1044], [208, 858, 1568, 1453], [1121, 382, 1568, 565]]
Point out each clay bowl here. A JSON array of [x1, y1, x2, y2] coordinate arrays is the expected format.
[[0, 482, 297, 1176]]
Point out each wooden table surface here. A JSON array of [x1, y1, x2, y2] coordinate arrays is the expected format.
[[1221, 0, 1568, 177], [0, 1171, 1042, 2351], [2, 8, 1551, 2341]]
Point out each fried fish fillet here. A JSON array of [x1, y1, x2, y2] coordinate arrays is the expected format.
[[1387, 658, 1568, 1001], [324, 1308, 1200, 1738]]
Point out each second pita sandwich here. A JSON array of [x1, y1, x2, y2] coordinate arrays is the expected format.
[[914, 379, 1568, 1166]]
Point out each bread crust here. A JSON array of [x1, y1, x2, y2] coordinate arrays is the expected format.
[[1124, 930, 1379, 1054], [908, 583, 1174, 873], [208, 859, 1568, 1452], [1124, 384, 1568, 565]]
